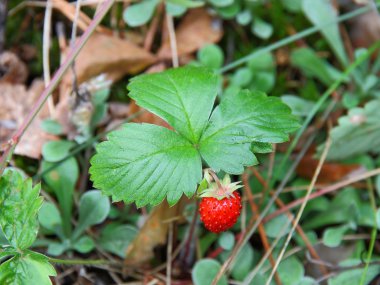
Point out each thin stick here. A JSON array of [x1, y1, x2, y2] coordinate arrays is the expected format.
[[0, 0, 116, 176], [166, 222, 173, 285], [0, 0, 8, 54], [42, 0, 55, 115], [242, 218, 293, 285], [70, 0, 83, 92], [166, 13, 178, 68], [265, 136, 332, 285], [242, 173, 282, 285]]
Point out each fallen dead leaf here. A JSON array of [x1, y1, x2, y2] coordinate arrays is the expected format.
[[125, 198, 188, 266], [56, 33, 157, 134], [158, 8, 223, 59], [296, 155, 361, 184], [0, 80, 57, 159], [0, 51, 28, 85], [61, 33, 157, 91]]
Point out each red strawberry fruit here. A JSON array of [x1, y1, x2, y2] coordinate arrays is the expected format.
[[198, 173, 242, 233]]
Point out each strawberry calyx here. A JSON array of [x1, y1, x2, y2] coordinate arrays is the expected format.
[[198, 170, 242, 200]]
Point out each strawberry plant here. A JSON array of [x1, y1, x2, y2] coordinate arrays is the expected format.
[[0, 169, 56, 284], [90, 66, 299, 211]]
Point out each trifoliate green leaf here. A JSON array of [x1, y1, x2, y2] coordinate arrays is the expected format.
[[90, 123, 202, 207], [322, 99, 380, 160], [0, 170, 43, 250], [128, 66, 218, 143], [91, 67, 299, 207], [0, 251, 56, 285], [199, 90, 300, 174]]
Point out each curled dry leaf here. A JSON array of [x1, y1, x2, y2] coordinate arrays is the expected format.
[[158, 8, 223, 59], [125, 199, 188, 266], [0, 80, 57, 159]]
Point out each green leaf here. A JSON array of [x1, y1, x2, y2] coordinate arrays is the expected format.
[[47, 242, 67, 256], [277, 257, 304, 285], [291, 48, 339, 83], [90, 123, 202, 207], [328, 259, 380, 285], [251, 18, 273, 40], [322, 224, 350, 247], [215, 2, 240, 19], [290, 48, 343, 86], [281, 0, 302, 12], [0, 251, 56, 285], [230, 244, 255, 281], [0, 170, 43, 250], [302, 0, 348, 66], [197, 44, 224, 69], [165, 2, 187, 17], [98, 223, 138, 258], [376, 175, 380, 201], [199, 90, 299, 174], [192, 259, 228, 285], [231, 67, 253, 87], [251, 142, 273, 153], [166, 0, 204, 8], [264, 214, 290, 238], [123, 0, 159, 27], [281, 95, 316, 117], [128, 66, 218, 143], [73, 190, 110, 239], [322, 99, 380, 160], [72, 236, 95, 254], [42, 140, 75, 162], [236, 10, 252, 26], [38, 202, 63, 238], [41, 157, 78, 237], [248, 51, 275, 72], [41, 119, 63, 135], [217, 231, 234, 250], [209, 0, 233, 7]]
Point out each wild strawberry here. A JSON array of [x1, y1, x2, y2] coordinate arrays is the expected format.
[[198, 173, 242, 233]]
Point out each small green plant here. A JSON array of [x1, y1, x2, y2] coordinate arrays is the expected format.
[[89, 66, 299, 208], [0, 169, 56, 284]]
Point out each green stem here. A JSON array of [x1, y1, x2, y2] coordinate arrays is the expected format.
[[48, 257, 111, 266], [359, 179, 378, 285]]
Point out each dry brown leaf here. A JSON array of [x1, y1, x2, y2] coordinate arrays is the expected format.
[[158, 8, 223, 59], [0, 51, 28, 85], [61, 33, 157, 90], [0, 80, 57, 159], [125, 199, 188, 266], [296, 155, 361, 184], [52, 0, 110, 34], [345, 4, 380, 48]]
